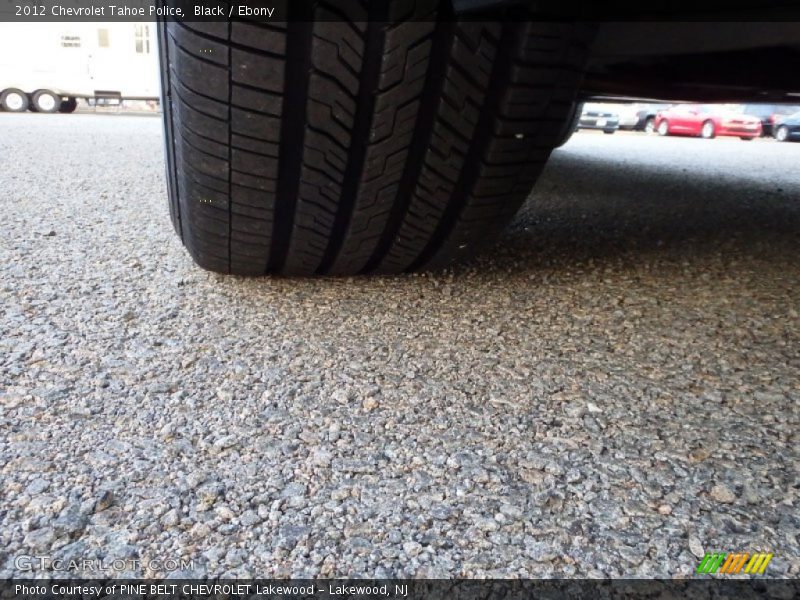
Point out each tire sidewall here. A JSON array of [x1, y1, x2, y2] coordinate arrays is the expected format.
[[701, 120, 715, 139], [657, 120, 669, 136], [776, 126, 788, 142], [644, 117, 656, 133], [554, 101, 581, 148]]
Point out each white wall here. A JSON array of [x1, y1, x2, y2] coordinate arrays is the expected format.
[[0, 22, 160, 98]]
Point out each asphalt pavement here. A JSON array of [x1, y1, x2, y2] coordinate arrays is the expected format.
[[1, 114, 798, 578]]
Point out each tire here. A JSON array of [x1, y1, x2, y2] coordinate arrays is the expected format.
[[644, 116, 656, 133], [59, 97, 78, 113], [701, 120, 715, 139], [31, 90, 60, 113], [1, 88, 29, 112], [657, 120, 669, 136], [739, 136, 754, 141], [554, 101, 581, 148], [775, 126, 789, 142], [158, 11, 592, 275], [603, 129, 615, 134]]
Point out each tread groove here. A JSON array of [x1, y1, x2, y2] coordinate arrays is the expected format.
[[270, 14, 313, 273], [316, 2, 388, 275], [174, 20, 285, 61], [408, 23, 519, 271], [226, 20, 233, 273], [361, 15, 454, 274], [173, 73, 282, 120]]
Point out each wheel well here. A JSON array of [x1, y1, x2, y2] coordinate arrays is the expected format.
[[584, 22, 800, 103]]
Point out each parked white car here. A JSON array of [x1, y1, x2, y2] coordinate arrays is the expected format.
[[616, 104, 643, 130]]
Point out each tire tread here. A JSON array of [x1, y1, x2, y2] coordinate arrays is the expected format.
[[160, 13, 591, 275]]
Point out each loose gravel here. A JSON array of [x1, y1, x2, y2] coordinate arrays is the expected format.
[[1, 114, 798, 578]]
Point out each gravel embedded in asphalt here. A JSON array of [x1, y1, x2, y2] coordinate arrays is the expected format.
[[1, 114, 798, 578]]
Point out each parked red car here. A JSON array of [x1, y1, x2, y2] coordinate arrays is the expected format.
[[654, 105, 762, 140]]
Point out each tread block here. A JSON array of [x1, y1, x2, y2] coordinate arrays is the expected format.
[[232, 22, 287, 53], [231, 48, 285, 92]]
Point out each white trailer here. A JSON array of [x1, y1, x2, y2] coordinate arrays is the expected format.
[[0, 22, 160, 113]]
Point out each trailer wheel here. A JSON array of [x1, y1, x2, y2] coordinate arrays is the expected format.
[[59, 97, 78, 113], [31, 90, 60, 113], [1, 88, 29, 112]]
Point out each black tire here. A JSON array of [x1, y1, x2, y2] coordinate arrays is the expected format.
[[657, 120, 669, 136], [603, 129, 615, 134], [159, 11, 591, 275], [700, 120, 716, 139], [644, 116, 656, 133], [1, 88, 29, 112], [31, 89, 60, 113], [739, 136, 754, 141], [59, 97, 78, 113], [775, 125, 790, 142]]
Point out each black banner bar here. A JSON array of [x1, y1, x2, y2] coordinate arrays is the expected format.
[[2, 579, 799, 600], [2, 1, 800, 22]]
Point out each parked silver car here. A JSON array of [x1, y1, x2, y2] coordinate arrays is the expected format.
[[578, 103, 620, 134]]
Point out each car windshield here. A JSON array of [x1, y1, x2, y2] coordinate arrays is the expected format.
[[769, 105, 800, 115], [696, 105, 719, 114], [742, 104, 775, 116], [742, 103, 800, 116], [675, 104, 710, 113], [583, 103, 614, 112]]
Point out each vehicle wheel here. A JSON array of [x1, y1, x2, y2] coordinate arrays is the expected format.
[[603, 129, 615, 134], [775, 126, 789, 142], [0, 88, 29, 112], [158, 15, 592, 275], [644, 116, 656, 133], [657, 120, 669, 136], [59, 97, 78, 113], [739, 136, 754, 141], [31, 90, 60, 113], [701, 120, 716, 139]]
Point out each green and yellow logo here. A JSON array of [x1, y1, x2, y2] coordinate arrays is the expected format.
[[696, 552, 773, 575]]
